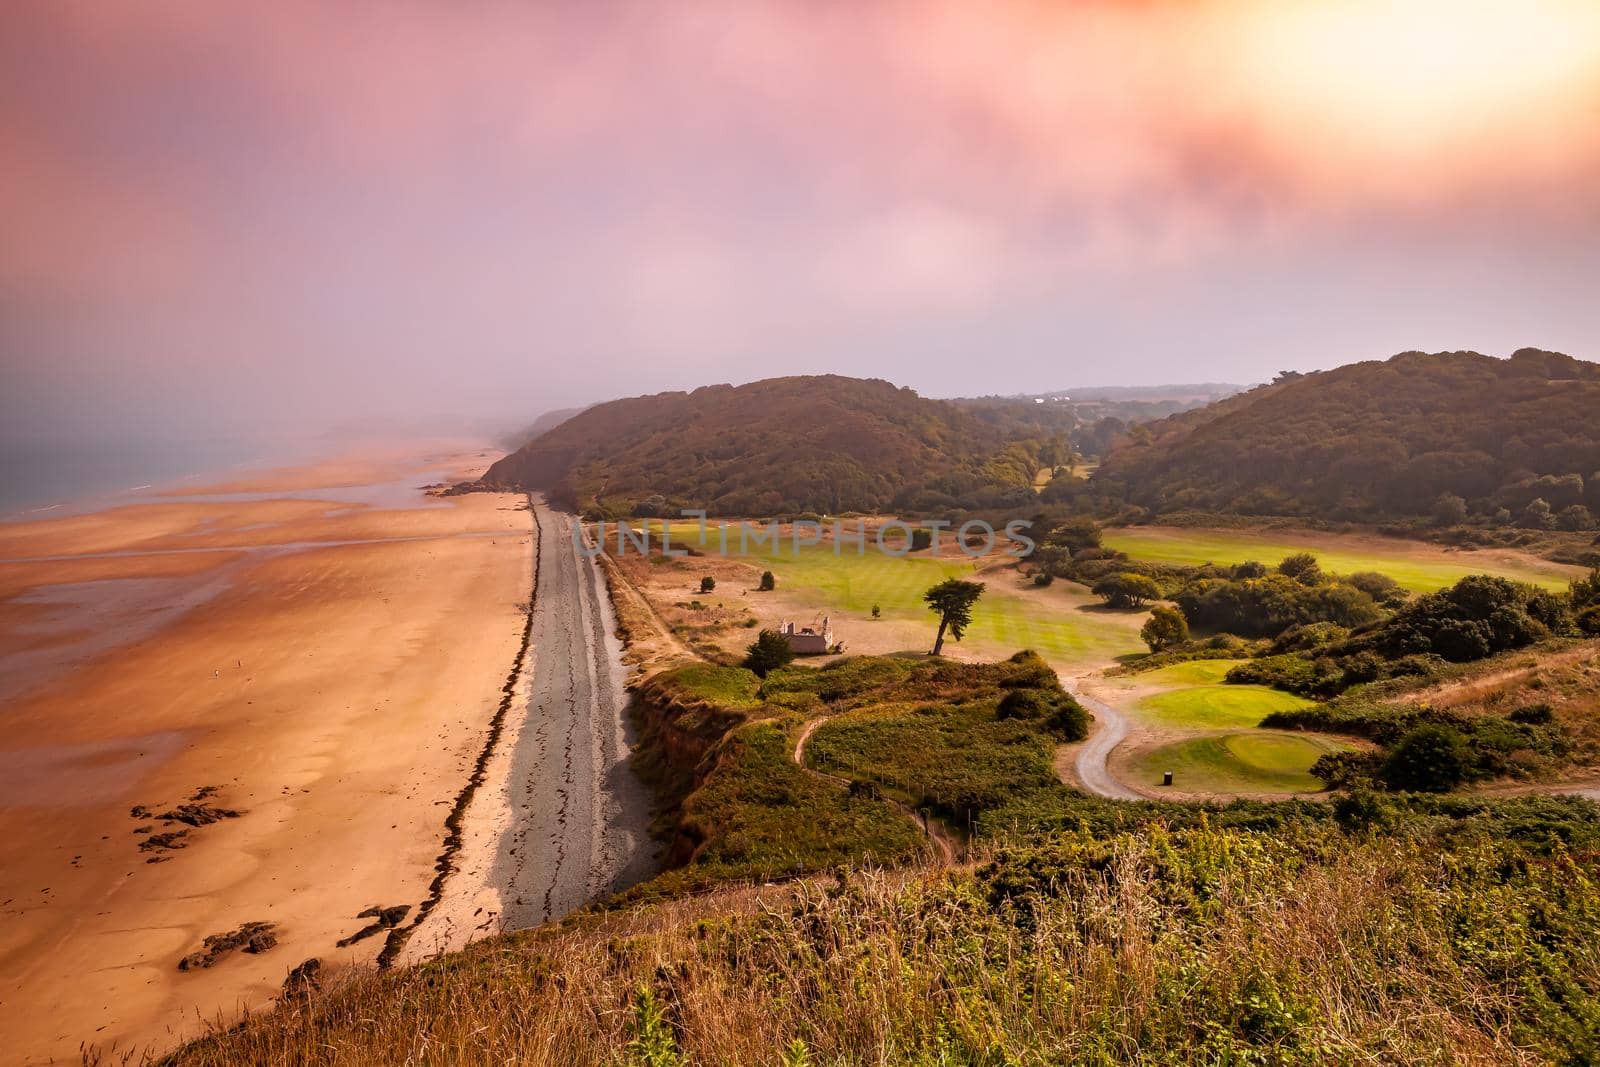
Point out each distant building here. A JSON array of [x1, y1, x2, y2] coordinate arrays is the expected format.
[[779, 616, 834, 655]]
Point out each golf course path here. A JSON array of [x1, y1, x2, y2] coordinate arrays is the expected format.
[[1064, 678, 1144, 801], [794, 716, 957, 865]]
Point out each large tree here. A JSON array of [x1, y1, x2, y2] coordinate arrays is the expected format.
[[923, 579, 985, 656], [743, 629, 795, 677]]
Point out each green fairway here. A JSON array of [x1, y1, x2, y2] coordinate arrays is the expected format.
[[1127, 732, 1351, 794], [1107, 659, 1240, 688], [1133, 684, 1313, 729], [650, 520, 1145, 665], [1103, 526, 1577, 592], [963, 590, 1145, 665]]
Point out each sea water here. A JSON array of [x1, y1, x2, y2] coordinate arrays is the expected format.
[[0, 435, 314, 521]]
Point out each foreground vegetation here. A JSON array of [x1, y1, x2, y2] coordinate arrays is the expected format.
[[168, 522, 1600, 1063], [169, 795, 1600, 1065], [154, 624, 1600, 1064], [631, 652, 1091, 891]]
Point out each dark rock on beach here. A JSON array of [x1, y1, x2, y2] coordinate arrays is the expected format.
[[177, 921, 279, 971], [336, 904, 411, 947]]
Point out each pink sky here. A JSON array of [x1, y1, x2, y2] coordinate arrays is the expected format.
[[3, 0, 1599, 443]]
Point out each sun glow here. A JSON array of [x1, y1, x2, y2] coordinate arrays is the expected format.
[[1228, 0, 1600, 149]]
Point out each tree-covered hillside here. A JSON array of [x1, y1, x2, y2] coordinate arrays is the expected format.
[[1094, 349, 1600, 523], [483, 375, 1041, 516]]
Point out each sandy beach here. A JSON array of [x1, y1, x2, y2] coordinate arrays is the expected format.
[[0, 441, 533, 1062]]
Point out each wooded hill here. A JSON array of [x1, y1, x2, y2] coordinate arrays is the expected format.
[[483, 349, 1600, 524], [1093, 349, 1600, 523], [483, 375, 1045, 516]]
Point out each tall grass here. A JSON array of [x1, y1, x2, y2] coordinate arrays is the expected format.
[[163, 822, 1600, 1066]]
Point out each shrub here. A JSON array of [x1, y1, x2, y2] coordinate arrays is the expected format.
[[1277, 552, 1323, 586], [1269, 622, 1349, 654], [1381, 724, 1472, 792], [1570, 566, 1600, 608], [1033, 572, 1055, 587], [1345, 571, 1408, 608], [1046, 694, 1090, 741], [1557, 504, 1596, 531], [758, 570, 776, 591], [632, 495, 668, 518], [1314, 751, 1385, 790], [1331, 784, 1396, 830], [997, 690, 1049, 720], [1509, 703, 1554, 725], [743, 630, 795, 677], [994, 688, 1089, 742], [1175, 573, 1381, 639], [1520, 498, 1554, 530], [1140, 605, 1189, 652], [1225, 653, 1341, 697], [1041, 518, 1102, 553], [700, 576, 717, 593], [1092, 572, 1161, 609], [1432, 493, 1468, 526], [1577, 604, 1600, 636], [1373, 574, 1555, 663]]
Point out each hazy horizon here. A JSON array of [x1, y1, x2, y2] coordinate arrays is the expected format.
[[4, 1, 1600, 449]]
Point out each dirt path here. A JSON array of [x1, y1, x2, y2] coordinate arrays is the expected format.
[[398, 496, 656, 959], [1061, 676, 1144, 801], [594, 545, 697, 672], [1407, 645, 1596, 707], [793, 716, 957, 865], [1477, 779, 1600, 803]]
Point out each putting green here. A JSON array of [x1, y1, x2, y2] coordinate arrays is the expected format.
[[1133, 684, 1312, 729], [1129, 732, 1351, 794], [1103, 526, 1578, 592]]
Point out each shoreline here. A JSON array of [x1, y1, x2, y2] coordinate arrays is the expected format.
[[0, 441, 530, 1062], [382, 497, 542, 965]]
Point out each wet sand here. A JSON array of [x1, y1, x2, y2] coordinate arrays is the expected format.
[[0, 443, 531, 1062]]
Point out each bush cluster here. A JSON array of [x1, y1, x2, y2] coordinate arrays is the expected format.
[[1278, 698, 1573, 792]]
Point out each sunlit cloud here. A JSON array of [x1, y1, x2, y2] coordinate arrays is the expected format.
[[2, 0, 1598, 441]]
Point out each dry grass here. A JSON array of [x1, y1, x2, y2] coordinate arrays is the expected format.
[[154, 822, 1600, 1066], [596, 549, 699, 675], [1419, 645, 1600, 767]]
